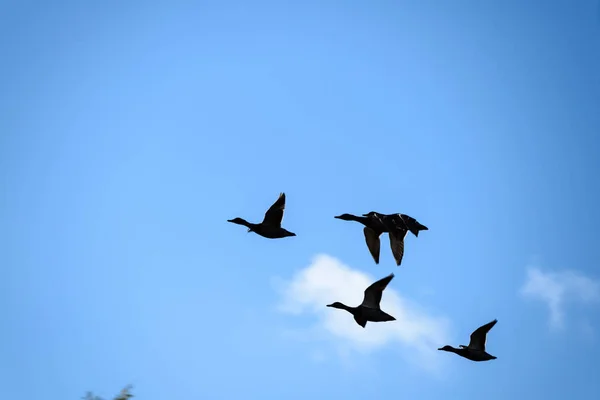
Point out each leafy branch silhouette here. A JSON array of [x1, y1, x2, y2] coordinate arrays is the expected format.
[[82, 384, 133, 400]]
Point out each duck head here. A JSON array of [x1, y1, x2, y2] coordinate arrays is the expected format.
[[437, 345, 455, 352], [334, 213, 356, 221], [327, 302, 355, 315], [326, 302, 354, 312], [326, 302, 346, 309], [227, 217, 252, 231]]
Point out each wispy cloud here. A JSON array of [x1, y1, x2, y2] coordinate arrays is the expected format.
[[273, 254, 450, 371], [520, 266, 600, 329]]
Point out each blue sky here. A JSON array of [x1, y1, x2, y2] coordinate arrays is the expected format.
[[2, 0, 600, 399]]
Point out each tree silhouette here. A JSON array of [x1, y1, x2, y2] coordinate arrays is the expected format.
[[82, 385, 133, 400]]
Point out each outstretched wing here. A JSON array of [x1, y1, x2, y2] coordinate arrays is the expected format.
[[468, 319, 498, 351], [363, 227, 381, 264], [262, 192, 286, 226], [361, 273, 394, 309], [388, 228, 407, 266]]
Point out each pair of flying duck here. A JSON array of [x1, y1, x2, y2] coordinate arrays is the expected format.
[[226, 192, 427, 266], [334, 211, 427, 266], [327, 272, 498, 362], [227, 192, 498, 362]]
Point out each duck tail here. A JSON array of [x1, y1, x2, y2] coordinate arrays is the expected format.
[[411, 224, 428, 237]]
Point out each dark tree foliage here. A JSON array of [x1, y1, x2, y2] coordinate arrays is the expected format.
[[82, 385, 133, 400]]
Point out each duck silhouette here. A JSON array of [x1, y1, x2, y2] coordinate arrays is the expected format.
[[228, 192, 296, 239]]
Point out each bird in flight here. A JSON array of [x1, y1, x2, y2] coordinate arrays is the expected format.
[[228, 192, 296, 239], [326, 273, 396, 328], [438, 319, 498, 362]]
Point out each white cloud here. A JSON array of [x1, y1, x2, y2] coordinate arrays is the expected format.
[[520, 266, 600, 329], [274, 254, 450, 370]]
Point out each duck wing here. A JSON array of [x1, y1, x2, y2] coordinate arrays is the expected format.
[[361, 273, 394, 309], [468, 319, 498, 351], [388, 228, 407, 266], [262, 192, 286, 227], [363, 227, 381, 264]]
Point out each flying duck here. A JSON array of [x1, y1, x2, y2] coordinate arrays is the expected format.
[[326, 273, 396, 328], [364, 211, 428, 265], [438, 319, 498, 362], [335, 212, 407, 266], [227, 192, 296, 239]]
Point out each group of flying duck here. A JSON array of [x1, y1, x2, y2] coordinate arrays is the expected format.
[[228, 192, 498, 362]]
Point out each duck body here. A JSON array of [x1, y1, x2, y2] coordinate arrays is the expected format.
[[365, 212, 428, 238], [327, 273, 396, 328], [327, 302, 396, 328], [228, 193, 296, 239], [252, 225, 296, 239], [227, 218, 296, 239], [437, 345, 497, 362]]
